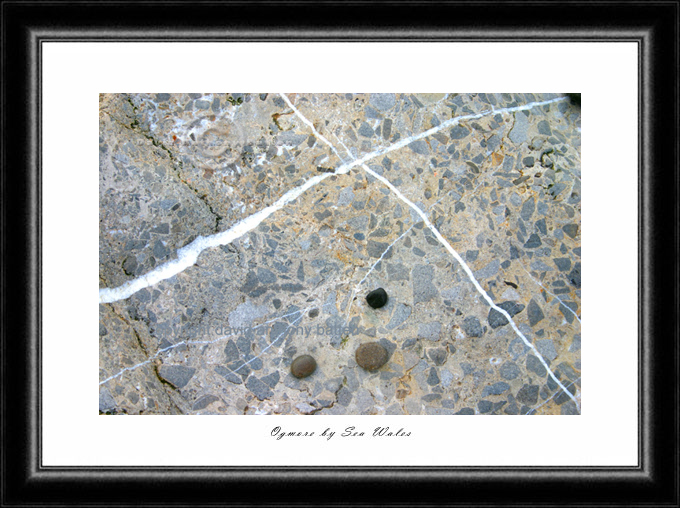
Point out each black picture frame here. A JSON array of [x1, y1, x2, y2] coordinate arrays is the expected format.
[[2, 1, 678, 506]]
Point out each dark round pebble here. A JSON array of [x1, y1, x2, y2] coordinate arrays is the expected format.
[[291, 355, 317, 378], [355, 342, 389, 372], [366, 288, 388, 309]]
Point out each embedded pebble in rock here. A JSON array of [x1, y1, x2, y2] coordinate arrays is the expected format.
[[535, 339, 558, 362], [462, 316, 484, 338], [291, 355, 317, 379], [526, 299, 545, 327], [366, 288, 388, 309], [355, 342, 389, 372], [99, 92, 580, 415], [488, 301, 525, 329], [158, 365, 196, 389]]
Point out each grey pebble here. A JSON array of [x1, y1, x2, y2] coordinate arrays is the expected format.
[[488, 301, 525, 329], [499, 361, 520, 380], [462, 316, 483, 338], [556, 362, 579, 382], [386, 303, 412, 330], [569, 334, 581, 352], [428, 348, 448, 366], [562, 223, 579, 239], [537, 120, 552, 136], [481, 381, 510, 397], [382, 119, 393, 140], [426, 367, 440, 386], [153, 240, 170, 259], [455, 408, 475, 415], [192, 394, 220, 410], [520, 197, 535, 221], [535, 218, 547, 236], [509, 112, 529, 144], [370, 93, 396, 111], [215, 365, 242, 384], [358, 123, 374, 138], [337, 386, 353, 406], [526, 354, 547, 377], [567, 263, 581, 288], [559, 302, 579, 323], [99, 387, 116, 411], [504, 401, 520, 415], [246, 376, 273, 401], [257, 267, 277, 284], [474, 259, 500, 280], [408, 139, 429, 155], [159, 365, 196, 388], [560, 400, 580, 415], [224, 340, 240, 362], [535, 339, 558, 362], [523, 234, 542, 249], [515, 384, 539, 405], [478, 400, 493, 413], [553, 258, 571, 271], [449, 125, 470, 139], [527, 299, 545, 326], [367, 240, 392, 259]]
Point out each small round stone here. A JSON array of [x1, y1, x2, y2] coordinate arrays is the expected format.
[[366, 288, 388, 309], [355, 342, 389, 372], [291, 355, 317, 379]]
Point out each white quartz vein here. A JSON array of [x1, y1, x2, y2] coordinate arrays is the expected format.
[[360, 161, 579, 411], [525, 377, 581, 415], [232, 307, 307, 373], [519, 262, 581, 324], [99, 171, 336, 303], [343, 188, 455, 322], [99, 306, 311, 385], [285, 93, 580, 412], [100, 95, 565, 304]]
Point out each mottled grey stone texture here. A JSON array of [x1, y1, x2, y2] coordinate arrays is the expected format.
[[99, 93, 580, 415]]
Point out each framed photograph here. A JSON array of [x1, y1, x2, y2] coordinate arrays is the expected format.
[[2, 1, 677, 505]]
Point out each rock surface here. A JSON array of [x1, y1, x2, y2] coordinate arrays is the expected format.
[[99, 93, 581, 415]]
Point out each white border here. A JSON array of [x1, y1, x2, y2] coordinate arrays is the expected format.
[[43, 42, 638, 466]]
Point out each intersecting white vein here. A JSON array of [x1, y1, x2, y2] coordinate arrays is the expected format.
[[284, 93, 580, 412], [518, 262, 582, 324], [343, 187, 456, 322], [232, 307, 308, 373], [524, 376, 581, 415], [99, 171, 336, 303], [100, 95, 564, 304], [100, 306, 311, 385], [360, 163, 580, 411]]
